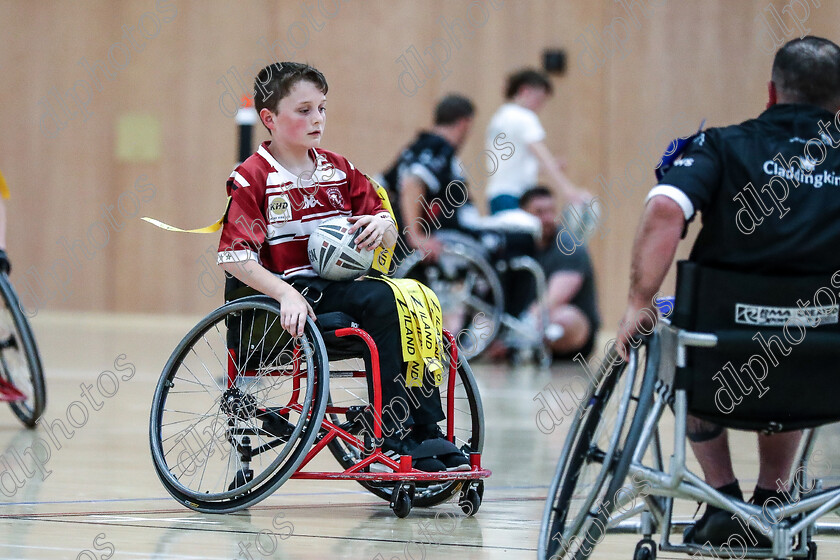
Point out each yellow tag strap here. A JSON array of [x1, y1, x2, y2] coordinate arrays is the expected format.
[[374, 277, 445, 387], [366, 174, 397, 276], [142, 196, 232, 233], [0, 168, 10, 199]]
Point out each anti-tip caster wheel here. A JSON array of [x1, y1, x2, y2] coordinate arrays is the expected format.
[[390, 483, 415, 518], [633, 538, 656, 560], [459, 481, 482, 516]]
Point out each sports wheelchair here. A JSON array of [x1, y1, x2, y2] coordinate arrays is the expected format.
[[394, 228, 555, 364], [540, 261, 840, 559], [149, 294, 489, 517], [0, 271, 45, 427]]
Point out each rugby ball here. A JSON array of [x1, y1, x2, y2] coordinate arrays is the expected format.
[[307, 217, 374, 281]]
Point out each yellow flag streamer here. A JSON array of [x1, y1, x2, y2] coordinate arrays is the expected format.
[[366, 175, 397, 275], [0, 168, 10, 199], [142, 196, 232, 233], [375, 277, 445, 387]]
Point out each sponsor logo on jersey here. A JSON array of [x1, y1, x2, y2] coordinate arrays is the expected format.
[[299, 194, 324, 210], [326, 187, 344, 209], [734, 303, 838, 327], [267, 194, 291, 223], [673, 157, 694, 167]]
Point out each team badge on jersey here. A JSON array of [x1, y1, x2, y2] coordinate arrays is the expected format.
[[267, 194, 292, 224], [326, 187, 344, 210]]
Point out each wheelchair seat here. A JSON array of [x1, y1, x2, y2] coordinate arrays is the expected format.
[[316, 311, 366, 358], [671, 260, 840, 432]]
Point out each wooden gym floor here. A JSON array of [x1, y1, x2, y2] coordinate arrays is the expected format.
[[0, 312, 838, 559]]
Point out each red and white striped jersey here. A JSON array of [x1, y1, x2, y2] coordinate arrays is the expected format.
[[217, 142, 391, 279]]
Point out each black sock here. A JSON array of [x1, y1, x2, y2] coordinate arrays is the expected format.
[[751, 485, 787, 506], [702, 480, 743, 518]]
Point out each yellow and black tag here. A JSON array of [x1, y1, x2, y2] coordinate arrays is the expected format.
[[375, 277, 444, 387], [142, 196, 232, 233]]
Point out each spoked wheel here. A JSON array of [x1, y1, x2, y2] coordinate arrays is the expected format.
[[326, 339, 484, 507], [150, 296, 329, 513], [394, 231, 503, 360], [0, 273, 45, 427], [539, 338, 658, 560]]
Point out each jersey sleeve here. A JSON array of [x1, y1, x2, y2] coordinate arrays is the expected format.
[[217, 166, 266, 264], [650, 131, 723, 221], [344, 158, 393, 223]]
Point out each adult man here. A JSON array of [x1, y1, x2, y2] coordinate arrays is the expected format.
[[485, 68, 587, 213], [617, 36, 840, 546], [381, 94, 478, 262], [520, 187, 600, 358]]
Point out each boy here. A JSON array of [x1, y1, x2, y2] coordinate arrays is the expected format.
[[217, 62, 467, 472], [485, 68, 589, 213]]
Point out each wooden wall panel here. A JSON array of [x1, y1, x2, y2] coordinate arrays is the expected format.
[[0, 0, 836, 332]]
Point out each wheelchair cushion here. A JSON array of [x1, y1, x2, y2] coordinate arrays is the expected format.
[[317, 312, 368, 358], [673, 260, 840, 431]]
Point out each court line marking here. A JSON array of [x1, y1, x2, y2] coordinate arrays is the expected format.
[[0, 516, 537, 553], [0, 494, 546, 520]]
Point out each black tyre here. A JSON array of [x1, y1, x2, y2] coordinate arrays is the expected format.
[[0, 273, 45, 427], [149, 296, 328, 513], [539, 337, 658, 560], [394, 231, 503, 360], [326, 344, 484, 507]]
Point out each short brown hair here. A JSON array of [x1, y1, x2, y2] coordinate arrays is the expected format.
[[254, 62, 328, 116], [505, 68, 552, 99]]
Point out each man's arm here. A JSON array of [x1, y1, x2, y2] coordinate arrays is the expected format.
[[545, 271, 584, 309], [616, 195, 685, 356], [399, 174, 443, 259], [529, 141, 589, 204]]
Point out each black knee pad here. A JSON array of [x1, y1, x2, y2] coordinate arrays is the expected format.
[[687, 423, 724, 443]]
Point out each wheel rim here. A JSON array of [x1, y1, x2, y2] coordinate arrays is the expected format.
[[543, 349, 641, 559], [0, 275, 44, 425], [395, 242, 503, 360], [325, 342, 483, 506], [150, 300, 321, 503]]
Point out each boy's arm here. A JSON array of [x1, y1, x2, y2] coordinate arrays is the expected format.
[[220, 260, 315, 337]]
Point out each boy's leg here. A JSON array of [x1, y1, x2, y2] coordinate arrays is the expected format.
[[315, 280, 444, 437]]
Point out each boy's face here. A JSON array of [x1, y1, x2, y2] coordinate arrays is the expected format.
[[262, 80, 326, 151]]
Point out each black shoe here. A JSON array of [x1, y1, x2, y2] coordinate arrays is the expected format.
[[380, 433, 447, 472], [407, 428, 470, 472], [683, 483, 772, 549]]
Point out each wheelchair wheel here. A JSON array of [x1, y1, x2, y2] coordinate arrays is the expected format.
[[394, 231, 503, 360], [149, 296, 329, 513], [0, 273, 45, 427], [539, 339, 657, 560], [326, 351, 483, 507]]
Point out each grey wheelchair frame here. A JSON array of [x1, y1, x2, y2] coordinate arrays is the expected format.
[[394, 230, 553, 365], [539, 318, 840, 560]]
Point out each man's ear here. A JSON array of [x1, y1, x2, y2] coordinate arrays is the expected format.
[[767, 81, 778, 109]]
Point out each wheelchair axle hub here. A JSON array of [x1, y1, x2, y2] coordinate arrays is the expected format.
[[221, 387, 258, 421]]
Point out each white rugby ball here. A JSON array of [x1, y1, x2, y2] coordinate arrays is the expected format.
[[307, 217, 374, 281]]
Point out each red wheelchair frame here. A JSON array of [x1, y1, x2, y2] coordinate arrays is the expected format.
[[225, 325, 490, 517]]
